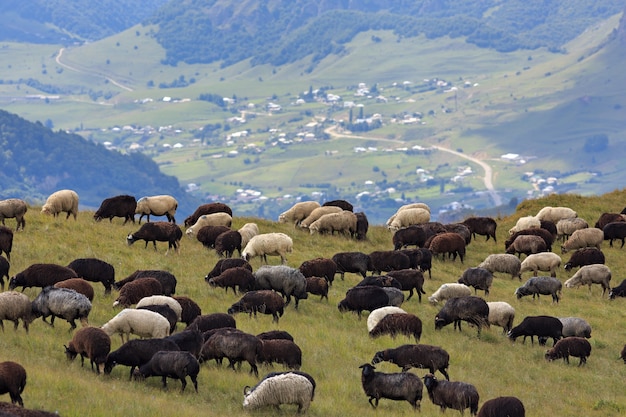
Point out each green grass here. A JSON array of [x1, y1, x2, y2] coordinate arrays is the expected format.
[[2, 191, 626, 416]]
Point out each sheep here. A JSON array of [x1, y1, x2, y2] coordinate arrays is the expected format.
[[113, 278, 163, 308], [556, 217, 589, 242], [338, 286, 390, 318], [242, 233, 293, 264], [101, 308, 171, 343], [388, 208, 431, 232], [205, 258, 251, 280], [545, 337, 592, 366], [368, 250, 412, 275], [416, 248, 433, 278], [298, 257, 337, 286], [9, 263, 78, 291], [277, 201, 321, 226], [227, 290, 285, 323], [195, 225, 231, 249], [620, 344, 626, 363], [564, 264, 612, 297], [444, 223, 472, 245], [183, 202, 233, 227], [308, 211, 357, 236], [54, 278, 95, 301], [257, 330, 294, 342], [32, 287, 92, 330], [322, 199, 354, 211], [0, 292, 34, 332], [135, 195, 178, 223], [214, 230, 242, 258], [558, 317, 592, 338], [428, 283, 471, 305], [0, 402, 59, 416], [253, 265, 308, 309], [508, 215, 540, 235], [561, 228, 604, 253], [257, 339, 302, 370], [515, 276, 562, 303], [594, 212, 626, 229], [207, 267, 255, 294], [429, 232, 466, 262], [355, 212, 369, 240], [369, 313, 422, 342], [419, 221, 448, 241], [237, 222, 259, 249], [603, 221, 626, 248], [477, 396, 525, 417], [243, 372, 314, 413], [305, 277, 329, 301], [299, 206, 342, 229], [357, 275, 402, 289], [535, 206, 577, 224], [392, 225, 426, 250], [385, 269, 426, 301], [138, 304, 178, 334], [126, 221, 182, 255], [0, 227, 11, 262], [434, 296, 490, 337], [462, 216, 497, 242], [383, 287, 405, 307], [507, 315, 562, 346], [0, 256, 10, 291], [486, 301, 515, 333], [563, 247, 605, 271], [505, 227, 555, 252], [104, 338, 181, 379], [135, 295, 183, 321], [422, 373, 479, 416], [478, 254, 522, 280], [506, 235, 547, 258], [359, 363, 422, 410], [372, 344, 450, 380], [187, 313, 236, 333], [519, 252, 562, 278], [165, 327, 204, 358], [66, 258, 116, 294], [114, 269, 177, 296], [64, 326, 111, 374], [540, 219, 558, 238], [201, 329, 261, 376], [0, 361, 27, 407], [93, 195, 137, 224], [132, 351, 199, 392], [331, 251, 369, 280], [185, 212, 233, 238], [366, 306, 407, 332], [457, 267, 494, 295], [609, 279, 626, 299], [41, 189, 79, 220], [0, 198, 27, 231]]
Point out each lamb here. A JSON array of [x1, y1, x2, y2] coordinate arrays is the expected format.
[[457, 267, 494, 295], [505, 227, 554, 252], [322, 199, 353, 211], [0, 227, 12, 261], [0, 198, 27, 231], [185, 212, 233, 238], [462, 216, 498, 242], [187, 313, 236, 333], [9, 263, 78, 291], [40, 189, 79, 219], [478, 254, 522, 280], [423, 373, 479, 416], [214, 230, 242, 258], [387, 208, 431, 232], [369, 313, 422, 342], [135, 194, 178, 223], [298, 206, 342, 229], [104, 338, 181, 379], [434, 296, 490, 337], [237, 222, 259, 249], [545, 337, 592, 366], [205, 258, 251, 280], [515, 276, 562, 303], [135, 295, 183, 321], [367, 250, 411, 275], [594, 212, 626, 229], [508, 215, 540, 235], [54, 278, 95, 301], [0, 361, 27, 407], [331, 251, 369, 280], [308, 211, 357, 236], [338, 286, 390, 318], [64, 326, 111, 374], [561, 227, 604, 253], [0, 291, 34, 332], [392, 225, 426, 250], [227, 290, 285, 323], [477, 396, 525, 417], [505, 235, 547, 257], [277, 201, 321, 226], [201, 329, 261, 376], [32, 286, 92, 330], [101, 308, 171, 343], [429, 232, 466, 262], [126, 221, 182, 255], [195, 225, 231, 249], [133, 351, 199, 392], [305, 277, 329, 301], [242, 233, 293, 264], [113, 278, 163, 308], [609, 279, 626, 299], [564, 264, 612, 297], [0, 256, 8, 290], [93, 195, 137, 224], [359, 363, 423, 410], [183, 202, 233, 227], [372, 344, 450, 380], [534, 206, 577, 224], [253, 265, 308, 309], [298, 257, 337, 286], [486, 301, 515, 333], [257, 339, 302, 370], [355, 211, 369, 240], [519, 252, 562, 277], [507, 315, 563, 346], [243, 372, 314, 413], [603, 221, 626, 248], [385, 269, 426, 301], [114, 269, 176, 296], [66, 257, 116, 294], [428, 283, 471, 305], [207, 267, 255, 294], [366, 306, 407, 332], [556, 217, 588, 242], [563, 247, 605, 271]]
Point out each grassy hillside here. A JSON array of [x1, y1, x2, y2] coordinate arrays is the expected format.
[[1, 191, 626, 416]]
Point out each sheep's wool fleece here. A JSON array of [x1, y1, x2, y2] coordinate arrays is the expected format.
[[243, 373, 313, 410]]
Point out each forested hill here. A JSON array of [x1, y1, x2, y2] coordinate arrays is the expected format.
[[0, 110, 200, 214]]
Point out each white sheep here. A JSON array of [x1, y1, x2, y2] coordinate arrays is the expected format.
[[299, 206, 343, 229], [508, 215, 541, 235], [367, 306, 407, 332], [0, 291, 34, 332], [185, 212, 233, 238], [101, 308, 170, 343], [520, 252, 562, 277], [135, 295, 183, 321], [428, 283, 471, 304], [564, 264, 612, 297], [278, 201, 321, 226], [486, 301, 515, 333], [0, 198, 28, 231], [41, 189, 79, 220], [135, 195, 178, 223], [556, 218, 588, 242], [388, 208, 430, 232], [561, 228, 604, 253], [385, 203, 431, 227], [242, 233, 293, 264], [534, 206, 577, 224], [238, 222, 259, 249], [243, 372, 314, 413], [478, 254, 522, 280], [309, 211, 357, 236]]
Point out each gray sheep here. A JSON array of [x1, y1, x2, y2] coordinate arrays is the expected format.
[[564, 264, 611, 297], [126, 221, 182, 255], [93, 194, 137, 224], [104, 338, 181, 379], [434, 296, 490, 337], [477, 396, 525, 417], [253, 265, 308, 309], [478, 253, 522, 280], [67, 257, 116, 295], [338, 286, 390, 318], [359, 363, 423, 410], [64, 326, 111, 374], [331, 251, 369, 280], [0, 361, 27, 407], [457, 267, 494, 295], [515, 276, 562, 303], [200, 328, 261, 376], [372, 343, 450, 380], [563, 247, 605, 272], [369, 313, 422, 342], [257, 339, 302, 370], [538, 317, 591, 343], [0, 291, 34, 332], [207, 266, 255, 294], [0, 198, 27, 231], [133, 350, 199, 392], [227, 290, 285, 323], [423, 373, 479, 416], [9, 263, 78, 291], [32, 286, 92, 330], [545, 337, 592, 366], [556, 217, 588, 242]]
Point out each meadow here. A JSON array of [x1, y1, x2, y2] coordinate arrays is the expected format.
[[2, 190, 626, 416]]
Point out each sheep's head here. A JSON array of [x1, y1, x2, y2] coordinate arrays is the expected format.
[[126, 234, 136, 246]]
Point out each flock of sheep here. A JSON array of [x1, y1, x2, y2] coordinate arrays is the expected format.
[[2, 190, 626, 415]]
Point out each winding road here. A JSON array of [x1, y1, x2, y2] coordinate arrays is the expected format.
[[56, 48, 133, 92]]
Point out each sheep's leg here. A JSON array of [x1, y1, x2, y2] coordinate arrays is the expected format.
[[161, 376, 168, 389]]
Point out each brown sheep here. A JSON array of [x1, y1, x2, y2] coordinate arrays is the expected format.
[[113, 277, 163, 308], [0, 361, 27, 407], [64, 326, 111, 374], [545, 336, 591, 366], [305, 277, 329, 301], [429, 232, 466, 263], [9, 263, 78, 291], [505, 235, 547, 258], [54, 278, 95, 301]]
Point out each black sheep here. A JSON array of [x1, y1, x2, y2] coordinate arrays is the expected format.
[[113, 278, 163, 307], [372, 344, 450, 380], [207, 267, 255, 294], [205, 258, 252, 280], [419, 222, 448, 241], [133, 350, 200, 392], [0, 361, 27, 407], [386, 269, 426, 301], [214, 230, 242, 258], [0, 256, 9, 291], [462, 216, 497, 242], [609, 279, 626, 299], [368, 250, 411, 275], [545, 337, 592, 366], [603, 221, 626, 248], [298, 257, 337, 286], [423, 373, 479, 416], [412, 248, 433, 279], [227, 290, 285, 323], [331, 251, 369, 280], [9, 263, 78, 291], [165, 327, 204, 358], [184, 202, 233, 227], [355, 211, 369, 240], [137, 304, 178, 334], [188, 313, 236, 334], [257, 339, 302, 370], [0, 226, 13, 261], [564, 247, 605, 271], [93, 194, 137, 224], [338, 285, 390, 318], [514, 276, 562, 303], [507, 315, 563, 346], [369, 313, 422, 342], [359, 363, 423, 410], [322, 199, 353, 211], [477, 396, 525, 417], [434, 296, 490, 337], [126, 221, 182, 254], [196, 225, 231, 249], [114, 269, 177, 296], [540, 220, 558, 238], [392, 226, 426, 250], [305, 277, 329, 301], [356, 275, 402, 289], [64, 326, 111, 374], [172, 296, 202, 326], [200, 329, 262, 376], [104, 338, 181, 379], [256, 330, 294, 342], [457, 267, 494, 296], [67, 257, 116, 294], [443, 223, 472, 245]]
